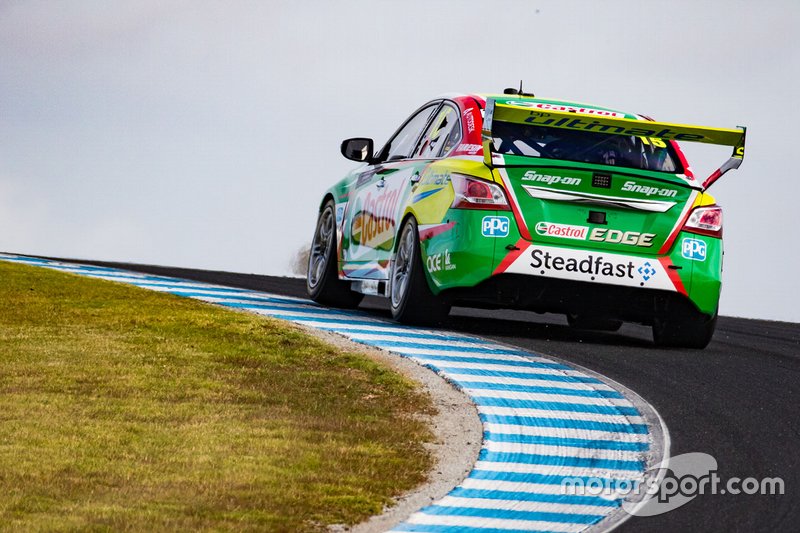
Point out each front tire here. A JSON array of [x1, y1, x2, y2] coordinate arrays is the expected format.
[[390, 218, 450, 325], [306, 200, 363, 308]]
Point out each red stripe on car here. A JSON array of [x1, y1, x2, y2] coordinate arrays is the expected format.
[[493, 239, 528, 275], [659, 256, 688, 296]]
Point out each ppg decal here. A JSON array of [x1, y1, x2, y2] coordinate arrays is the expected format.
[[482, 216, 510, 237], [682, 238, 707, 261]]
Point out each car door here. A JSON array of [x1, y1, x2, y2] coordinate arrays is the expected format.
[[342, 103, 440, 278]]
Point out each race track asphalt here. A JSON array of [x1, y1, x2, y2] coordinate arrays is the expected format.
[[58, 259, 800, 532]]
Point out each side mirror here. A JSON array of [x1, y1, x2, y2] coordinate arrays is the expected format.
[[341, 138, 374, 162]]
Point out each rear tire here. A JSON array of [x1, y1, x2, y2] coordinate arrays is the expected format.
[[390, 218, 450, 325], [306, 200, 363, 308], [567, 314, 623, 332], [653, 307, 717, 349]]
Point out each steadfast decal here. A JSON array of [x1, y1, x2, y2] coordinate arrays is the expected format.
[[502, 245, 678, 291], [0, 253, 661, 533], [531, 249, 635, 279]]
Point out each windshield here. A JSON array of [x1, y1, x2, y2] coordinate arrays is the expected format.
[[491, 121, 683, 173]]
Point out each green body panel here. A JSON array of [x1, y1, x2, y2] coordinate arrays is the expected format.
[[405, 160, 499, 293], [500, 163, 695, 254], [675, 231, 723, 315], [419, 208, 498, 294], [498, 154, 696, 191]]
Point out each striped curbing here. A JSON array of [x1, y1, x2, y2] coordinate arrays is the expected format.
[[0, 254, 669, 532]]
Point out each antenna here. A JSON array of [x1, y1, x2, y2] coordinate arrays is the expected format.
[[502, 82, 535, 97]]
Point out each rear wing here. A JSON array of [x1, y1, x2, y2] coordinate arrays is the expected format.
[[482, 98, 746, 190]]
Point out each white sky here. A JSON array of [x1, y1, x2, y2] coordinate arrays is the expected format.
[[1, 1, 798, 322]]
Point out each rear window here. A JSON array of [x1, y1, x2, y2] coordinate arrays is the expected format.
[[491, 121, 683, 173]]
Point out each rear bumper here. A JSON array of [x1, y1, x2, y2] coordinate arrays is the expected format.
[[426, 226, 721, 318], [419, 204, 722, 318], [442, 273, 711, 325]]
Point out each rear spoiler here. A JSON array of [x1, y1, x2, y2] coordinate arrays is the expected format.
[[482, 98, 746, 191]]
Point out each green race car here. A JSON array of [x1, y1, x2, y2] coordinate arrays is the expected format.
[[306, 91, 746, 348]]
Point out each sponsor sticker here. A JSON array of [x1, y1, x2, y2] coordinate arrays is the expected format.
[[522, 171, 581, 186], [535, 222, 588, 241], [682, 238, 707, 261], [637, 261, 658, 281], [455, 143, 482, 154], [501, 244, 677, 292], [529, 249, 658, 284], [482, 216, 510, 237], [427, 248, 456, 272], [501, 100, 624, 118], [427, 172, 451, 185], [621, 181, 677, 198], [522, 112, 709, 143], [350, 185, 401, 249], [589, 228, 656, 247], [530, 248, 640, 280], [462, 108, 477, 133]]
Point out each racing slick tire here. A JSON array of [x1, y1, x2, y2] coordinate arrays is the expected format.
[[306, 200, 363, 309], [390, 218, 451, 325], [567, 314, 623, 332], [652, 307, 717, 349]]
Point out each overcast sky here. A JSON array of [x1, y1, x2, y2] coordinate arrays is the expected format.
[[1, 1, 798, 322]]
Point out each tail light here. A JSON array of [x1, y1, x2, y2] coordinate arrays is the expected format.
[[684, 205, 723, 237], [450, 174, 510, 210]]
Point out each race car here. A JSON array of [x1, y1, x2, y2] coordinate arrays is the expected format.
[[306, 90, 746, 348]]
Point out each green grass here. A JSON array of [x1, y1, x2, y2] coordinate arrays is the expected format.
[[0, 261, 435, 531]]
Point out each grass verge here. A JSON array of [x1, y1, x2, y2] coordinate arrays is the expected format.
[[0, 261, 435, 531]]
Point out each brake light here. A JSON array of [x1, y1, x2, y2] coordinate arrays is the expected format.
[[684, 205, 723, 237], [451, 174, 510, 210]]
